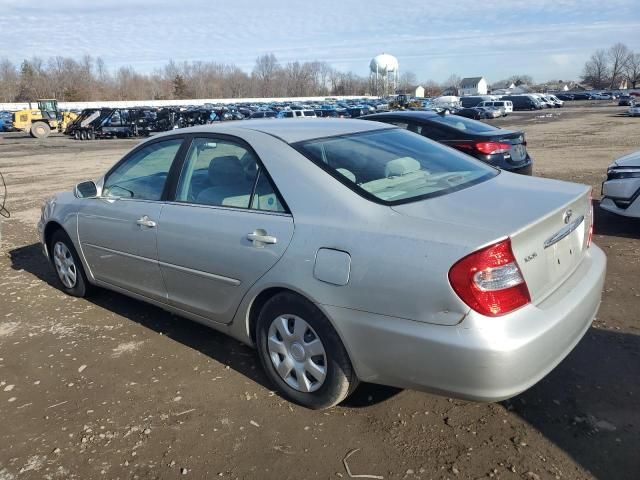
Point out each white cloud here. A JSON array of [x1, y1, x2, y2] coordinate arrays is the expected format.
[[0, 0, 638, 82]]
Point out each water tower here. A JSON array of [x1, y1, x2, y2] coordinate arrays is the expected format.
[[369, 53, 399, 97]]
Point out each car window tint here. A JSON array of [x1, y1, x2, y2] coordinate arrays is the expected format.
[[431, 114, 498, 133], [176, 137, 258, 209], [388, 121, 409, 129], [103, 138, 182, 200], [297, 128, 496, 204], [415, 123, 457, 140]]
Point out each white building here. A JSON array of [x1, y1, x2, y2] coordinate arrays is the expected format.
[[414, 86, 425, 98], [459, 77, 488, 96]]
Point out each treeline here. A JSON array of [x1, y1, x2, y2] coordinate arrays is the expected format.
[[582, 42, 640, 89], [0, 53, 441, 103]]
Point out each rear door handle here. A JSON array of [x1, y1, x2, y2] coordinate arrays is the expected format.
[[247, 230, 277, 246], [136, 216, 157, 228]]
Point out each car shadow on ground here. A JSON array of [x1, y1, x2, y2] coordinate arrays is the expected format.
[[8, 242, 401, 407], [594, 200, 640, 240], [8, 243, 640, 477], [506, 328, 640, 479]]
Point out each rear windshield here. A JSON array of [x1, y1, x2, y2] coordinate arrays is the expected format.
[[295, 128, 497, 205], [431, 114, 499, 133]]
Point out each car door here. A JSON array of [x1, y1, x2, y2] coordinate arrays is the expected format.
[[157, 135, 294, 324], [77, 136, 185, 301]]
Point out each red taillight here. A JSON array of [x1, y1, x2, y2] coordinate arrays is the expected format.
[[474, 141, 511, 155], [448, 239, 531, 317]]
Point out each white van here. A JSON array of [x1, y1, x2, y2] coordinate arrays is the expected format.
[[477, 100, 513, 114], [278, 109, 317, 119], [432, 96, 461, 109]]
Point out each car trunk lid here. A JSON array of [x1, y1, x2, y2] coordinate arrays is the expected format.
[[391, 172, 592, 304]]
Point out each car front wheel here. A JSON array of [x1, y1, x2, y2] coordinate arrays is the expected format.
[[50, 230, 91, 297], [256, 292, 358, 409]]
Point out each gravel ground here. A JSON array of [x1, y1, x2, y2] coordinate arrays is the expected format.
[[0, 103, 639, 480]]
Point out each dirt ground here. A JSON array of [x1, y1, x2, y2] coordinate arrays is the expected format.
[[0, 103, 638, 480]]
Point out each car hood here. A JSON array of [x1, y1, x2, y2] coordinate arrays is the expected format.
[[609, 150, 640, 168]]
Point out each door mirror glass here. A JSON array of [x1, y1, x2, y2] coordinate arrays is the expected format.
[[75, 181, 98, 198]]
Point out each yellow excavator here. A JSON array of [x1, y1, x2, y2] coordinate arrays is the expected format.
[[389, 93, 423, 110], [12, 99, 77, 138]]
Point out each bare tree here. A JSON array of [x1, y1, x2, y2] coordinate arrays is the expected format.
[[422, 80, 442, 97], [443, 74, 461, 95], [0, 58, 19, 102], [252, 54, 281, 97], [582, 49, 610, 89], [608, 42, 630, 89], [624, 52, 640, 89], [398, 71, 417, 92]]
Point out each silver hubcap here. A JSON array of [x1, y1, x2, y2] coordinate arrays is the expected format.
[[267, 315, 327, 393], [53, 241, 77, 289]]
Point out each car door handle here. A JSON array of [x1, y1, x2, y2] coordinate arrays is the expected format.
[[247, 231, 277, 245], [136, 216, 157, 228]]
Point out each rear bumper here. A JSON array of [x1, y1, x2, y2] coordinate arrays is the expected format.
[[600, 197, 640, 217], [322, 245, 606, 402], [478, 153, 533, 175]]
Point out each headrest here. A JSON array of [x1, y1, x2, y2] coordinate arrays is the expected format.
[[385, 157, 421, 177], [208, 156, 243, 185], [336, 168, 356, 183]]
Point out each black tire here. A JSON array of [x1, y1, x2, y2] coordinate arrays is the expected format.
[[74, 130, 81, 140], [88, 130, 96, 140], [30, 121, 50, 139], [80, 130, 88, 141], [49, 230, 91, 298], [256, 292, 358, 409]]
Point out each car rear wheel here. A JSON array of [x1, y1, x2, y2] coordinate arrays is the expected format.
[[256, 292, 358, 409], [50, 230, 91, 297]]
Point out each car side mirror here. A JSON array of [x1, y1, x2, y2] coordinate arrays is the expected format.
[[74, 181, 99, 198]]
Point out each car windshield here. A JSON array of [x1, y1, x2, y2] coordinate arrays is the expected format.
[[431, 114, 499, 133], [296, 128, 497, 204]]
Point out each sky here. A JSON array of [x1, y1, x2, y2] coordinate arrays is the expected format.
[[1, 0, 639, 84]]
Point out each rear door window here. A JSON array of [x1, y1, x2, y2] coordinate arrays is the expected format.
[[175, 137, 286, 212]]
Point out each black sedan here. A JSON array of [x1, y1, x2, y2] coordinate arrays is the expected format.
[[362, 110, 533, 175]]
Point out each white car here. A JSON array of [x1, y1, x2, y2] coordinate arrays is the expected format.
[[601, 150, 640, 217], [278, 110, 317, 119], [477, 100, 513, 114], [547, 95, 564, 108], [628, 103, 640, 117]]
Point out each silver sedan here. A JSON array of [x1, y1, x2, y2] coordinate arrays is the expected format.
[[38, 119, 606, 409]]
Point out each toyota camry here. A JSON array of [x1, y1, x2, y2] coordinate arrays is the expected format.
[[38, 119, 606, 409]]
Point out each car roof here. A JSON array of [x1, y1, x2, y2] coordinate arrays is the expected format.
[[152, 118, 391, 144]]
